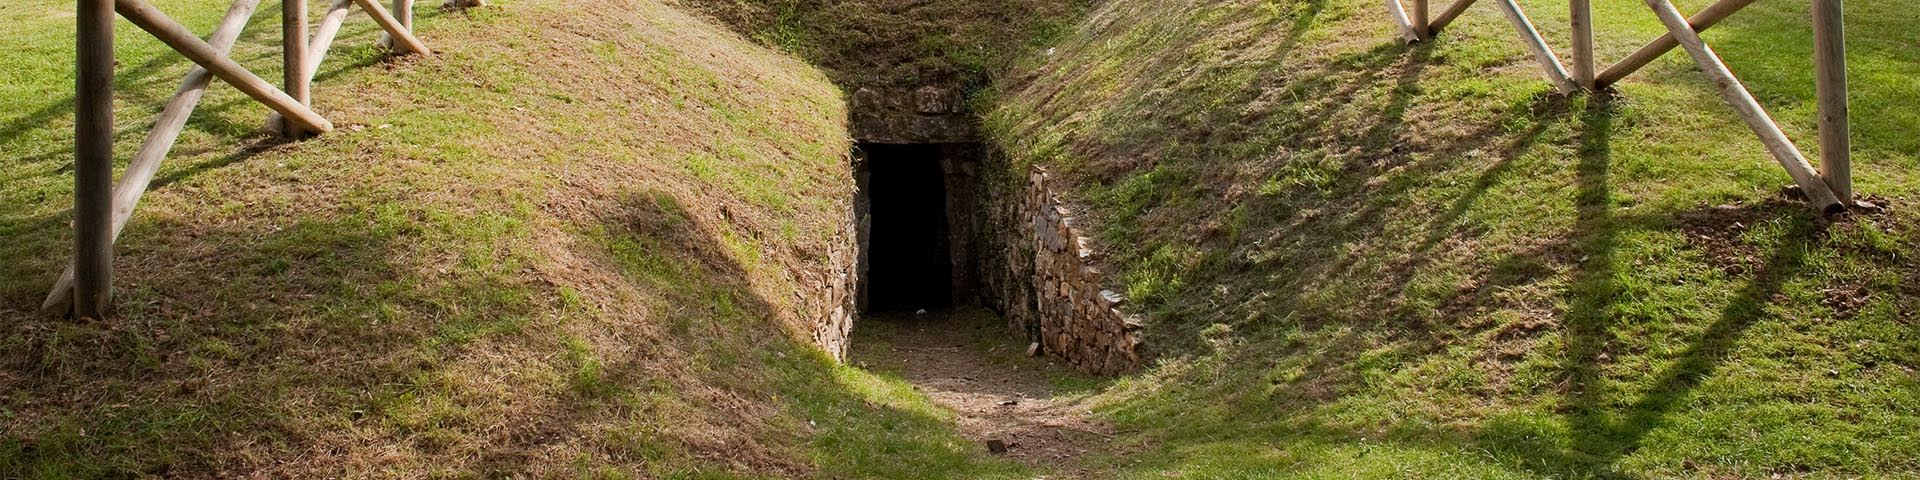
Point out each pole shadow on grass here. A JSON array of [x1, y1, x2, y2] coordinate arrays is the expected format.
[[0, 8, 457, 303], [1463, 97, 1830, 479]]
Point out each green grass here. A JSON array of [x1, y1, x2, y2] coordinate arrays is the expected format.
[[8, 0, 1916, 477], [987, 0, 1920, 477], [0, 0, 1035, 477]]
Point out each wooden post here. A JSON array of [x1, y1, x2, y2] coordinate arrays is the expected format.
[[1645, 0, 1844, 215], [42, 0, 261, 314], [350, 0, 429, 55], [114, 0, 334, 133], [306, 0, 352, 74], [1385, 0, 1422, 43], [380, 0, 411, 49], [1813, 0, 1852, 204], [397, 0, 411, 32], [281, 0, 310, 138], [1570, 0, 1596, 90], [73, 0, 115, 318], [1412, 0, 1431, 39], [1429, 0, 1479, 33], [1596, 0, 1757, 88], [1494, 0, 1577, 93]]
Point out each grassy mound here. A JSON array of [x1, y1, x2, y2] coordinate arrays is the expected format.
[[987, 0, 1919, 477], [0, 0, 1026, 477]]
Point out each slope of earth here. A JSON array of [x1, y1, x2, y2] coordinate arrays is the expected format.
[[987, 0, 1920, 477], [674, 0, 1091, 91], [1, 0, 1027, 477]]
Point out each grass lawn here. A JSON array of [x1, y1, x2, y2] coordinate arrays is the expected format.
[[986, 0, 1920, 477], [5, 0, 1916, 477], [0, 0, 1033, 477]]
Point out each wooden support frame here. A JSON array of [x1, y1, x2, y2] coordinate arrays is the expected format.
[[49, 0, 432, 315], [1596, 0, 1756, 88], [114, 0, 333, 133], [1570, 0, 1595, 90], [1379, 0, 1861, 215], [1412, 0, 1431, 39], [397, 0, 413, 34], [351, 0, 429, 55], [43, 0, 263, 314], [1813, 0, 1852, 204], [1645, 0, 1844, 214], [280, 0, 311, 137], [73, 0, 115, 319], [309, 0, 354, 75], [380, 0, 414, 49], [1428, 0, 1478, 33], [1493, 0, 1577, 93], [1385, 0, 1423, 43]]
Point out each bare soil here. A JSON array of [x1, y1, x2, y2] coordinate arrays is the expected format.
[[851, 308, 1111, 475]]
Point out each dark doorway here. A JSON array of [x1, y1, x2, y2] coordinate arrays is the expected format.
[[862, 143, 954, 312]]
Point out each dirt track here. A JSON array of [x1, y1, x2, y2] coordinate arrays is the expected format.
[[851, 308, 1112, 474]]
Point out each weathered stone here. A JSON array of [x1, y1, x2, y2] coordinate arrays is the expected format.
[[853, 88, 885, 110], [915, 86, 957, 114], [848, 86, 978, 143], [981, 165, 1144, 375]]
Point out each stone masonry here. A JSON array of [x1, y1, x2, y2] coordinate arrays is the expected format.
[[981, 165, 1143, 375], [802, 209, 860, 360], [850, 86, 977, 144]]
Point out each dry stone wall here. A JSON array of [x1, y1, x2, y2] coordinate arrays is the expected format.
[[801, 213, 860, 360], [981, 165, 1143, 375]]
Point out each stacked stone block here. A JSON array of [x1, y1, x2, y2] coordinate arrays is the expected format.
[[803, 212, 860, 360]]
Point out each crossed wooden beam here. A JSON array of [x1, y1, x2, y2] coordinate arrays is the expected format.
[[1385, 0, 1858, 216], [50, 0, 431, 318]]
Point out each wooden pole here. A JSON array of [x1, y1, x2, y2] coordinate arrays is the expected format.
[[1571, 0, 1596, 90], [42, 0, 261, 314], [114, 0, 334, 133], [1813, 0, 1852, 204], [1412, 0, 1431, 39], [306, 0, 352, 75], [73, 0, 115, 318], [380, 0, 411, 49], [1645, 0, 1844, 215], [1428, 0, 1479, 33], [397, 0, 411, 32], [349, 0, 429, 55], [281, 0, 310, 138], [1493, 0, 1577, 93], [1385, 0, 1421, 43], [1596, 0, 1757, 88]]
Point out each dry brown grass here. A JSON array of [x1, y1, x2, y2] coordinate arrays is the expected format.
[[674, 0, 1092, 91]]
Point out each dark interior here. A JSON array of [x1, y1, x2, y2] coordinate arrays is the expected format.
[[862, 143, 953, 312]]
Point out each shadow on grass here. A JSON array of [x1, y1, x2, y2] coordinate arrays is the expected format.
[[587, 189, 1024, 478], [992, 1, 1885, 474], [1089, 86, 1839, 476], [0, 9, 454, 307], [1465, 98, 1830, 479], [0, 178, 1019, 478]]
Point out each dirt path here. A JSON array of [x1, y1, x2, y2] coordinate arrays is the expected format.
[[850, 308, 1111, 474]]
